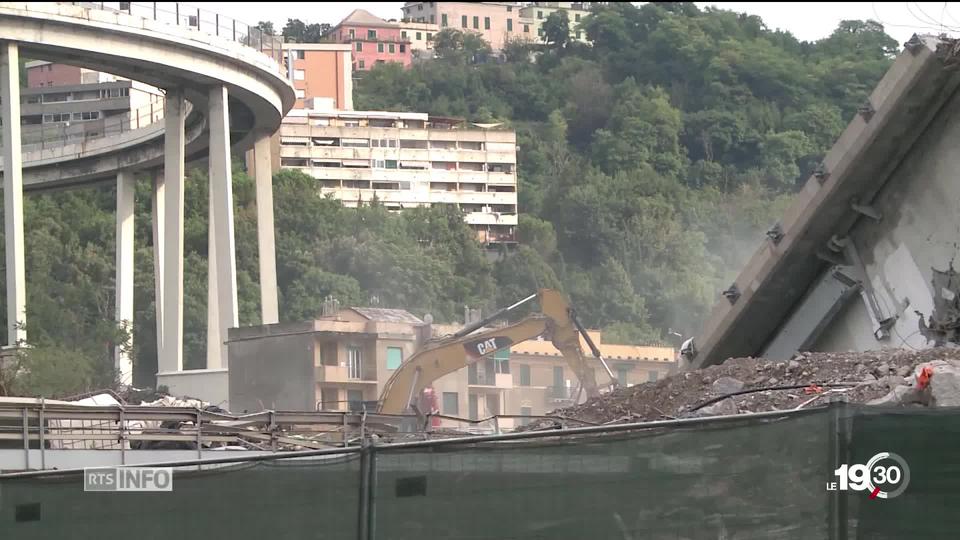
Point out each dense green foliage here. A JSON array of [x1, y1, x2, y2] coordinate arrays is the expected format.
[[0, 3, 897, 396]]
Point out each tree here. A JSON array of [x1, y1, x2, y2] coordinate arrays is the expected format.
[[542, 10, 570, 49], [256, 21, 275, 35], [282, 18, 331, 43], [433, 28, 492, 64]]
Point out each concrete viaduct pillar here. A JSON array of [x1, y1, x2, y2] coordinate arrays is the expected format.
[[1, 41, 26, 348], [206, 85, 238, 369], [115, 170, 135, 385], [159, 88, 186, 374], [252, 134, 278, 325]]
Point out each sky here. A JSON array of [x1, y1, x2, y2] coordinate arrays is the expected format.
[[190, 2, 960, 46]]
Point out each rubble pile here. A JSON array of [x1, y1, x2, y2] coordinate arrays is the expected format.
[[525, 348, 960, 429]]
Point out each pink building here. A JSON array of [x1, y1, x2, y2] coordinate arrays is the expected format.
[[329, 9, 412, 73], [402, 2, 527, 51]]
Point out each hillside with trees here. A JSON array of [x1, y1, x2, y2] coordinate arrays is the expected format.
[[0, 3, 897, 396]]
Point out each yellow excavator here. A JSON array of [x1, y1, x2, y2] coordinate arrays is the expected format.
[[377, 289, 618, 415]]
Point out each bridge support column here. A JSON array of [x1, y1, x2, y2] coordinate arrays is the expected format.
[[115, 170, 135, 385], [152, 170, 164, 362], [1, 41, 26, 348], [253, 134, 278, 324], [160, 89, 186, 373], [206, 85, 238, 368]]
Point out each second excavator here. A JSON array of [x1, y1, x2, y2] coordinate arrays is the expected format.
[[377, 289, 619, 415]]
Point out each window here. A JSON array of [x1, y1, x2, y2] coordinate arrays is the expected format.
[[484, 16, 490, 30], [576, 30, 581, 39], [519, 406, 532, 426], [538, 27, 544, 37], [648, 371, 659, 382], [416, 31, 422, 40], [469, 394, 478, 420], [43, 113, 70, 123], [524, 24, 530, 33], [430, 14, 435, 24], [473, 15, 479, 29], [507, 5, 513, 11], [387, 347, 403, 370], [349, 29, 355, 38], [537, 10, 543, 19], [347, 347, 362, 379], [507, 18, 513, 31], [367, 29, 377, 39], [575, 13, 581, 22], [294, 49, 305, 59], [442, 13, 448, 26], [389, 43, 395, 53], [378, 43, 384, 53], [461, 14, 467, 27], [294, 69, 305, 80], [358, 59, 365, 69], [417, 3, 422, 10], [400, 44, 406, 53], [356, 41, 363, 51], [494, 348, 510, 373], [347, 390, 364, 412], [519, 364, 530, 386], [295, 88, 305, 99], [402, 30, 407, 39], [443, 392, 459, 415], [320, 388, 337, 410], [386, 159, 398, 169]]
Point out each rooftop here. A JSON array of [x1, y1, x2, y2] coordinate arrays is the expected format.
[[512, 331, 675, 362], [336, 9, 395, 29], [350, 307, 424, 325]]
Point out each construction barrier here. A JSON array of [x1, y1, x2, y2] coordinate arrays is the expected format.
[[1, 402, 959, 539]]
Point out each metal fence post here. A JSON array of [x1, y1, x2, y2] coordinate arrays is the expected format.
[[232, 19, 236, 41], [215, 13, 219, 36], [368, 442, 378, 540], [357, 442, 371, 540], [196, 8, 200, 30], [153, 2, 157, 20], [828, 395, 850, 540], [175, 3, 179, 25]]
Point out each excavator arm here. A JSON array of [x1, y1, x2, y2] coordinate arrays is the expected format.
[[377, 289, 614, 415]]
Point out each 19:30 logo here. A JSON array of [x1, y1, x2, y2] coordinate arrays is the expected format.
[[827, 452, 910, 499]]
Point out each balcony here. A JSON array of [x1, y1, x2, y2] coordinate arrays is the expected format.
[[315, 365, 378, 384]]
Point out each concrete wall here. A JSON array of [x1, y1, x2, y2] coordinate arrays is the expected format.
[[805, 89, 960, 353], [228, 324, 316, 412], [156, 369, 229, 409]]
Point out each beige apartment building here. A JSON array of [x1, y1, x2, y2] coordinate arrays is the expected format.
[[228, 306, 675, 431], [519, 2, 592, 43], [396, 20, 440, 56], [402, 1, 533, 51], [278, 106, 518, 246]]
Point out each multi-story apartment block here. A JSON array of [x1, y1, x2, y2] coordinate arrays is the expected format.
[[283, 43, 354, 110], [328, 9, 413, 73], [278, 107, 518, 246], [519, 2, 593, 43], [395, 20, 440, 57], [401, 2, 532, 51], [228, 305, 676, 431], [14, 62, 163, 146]]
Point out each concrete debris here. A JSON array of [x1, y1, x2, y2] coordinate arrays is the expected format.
[[924, 360, 960, 406], [916, 264, 960, 346], [522, 348, 960, 430], [712, 377, 745, 395]]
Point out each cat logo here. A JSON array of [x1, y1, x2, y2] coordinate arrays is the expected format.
[[464, 336, 513, 358]]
